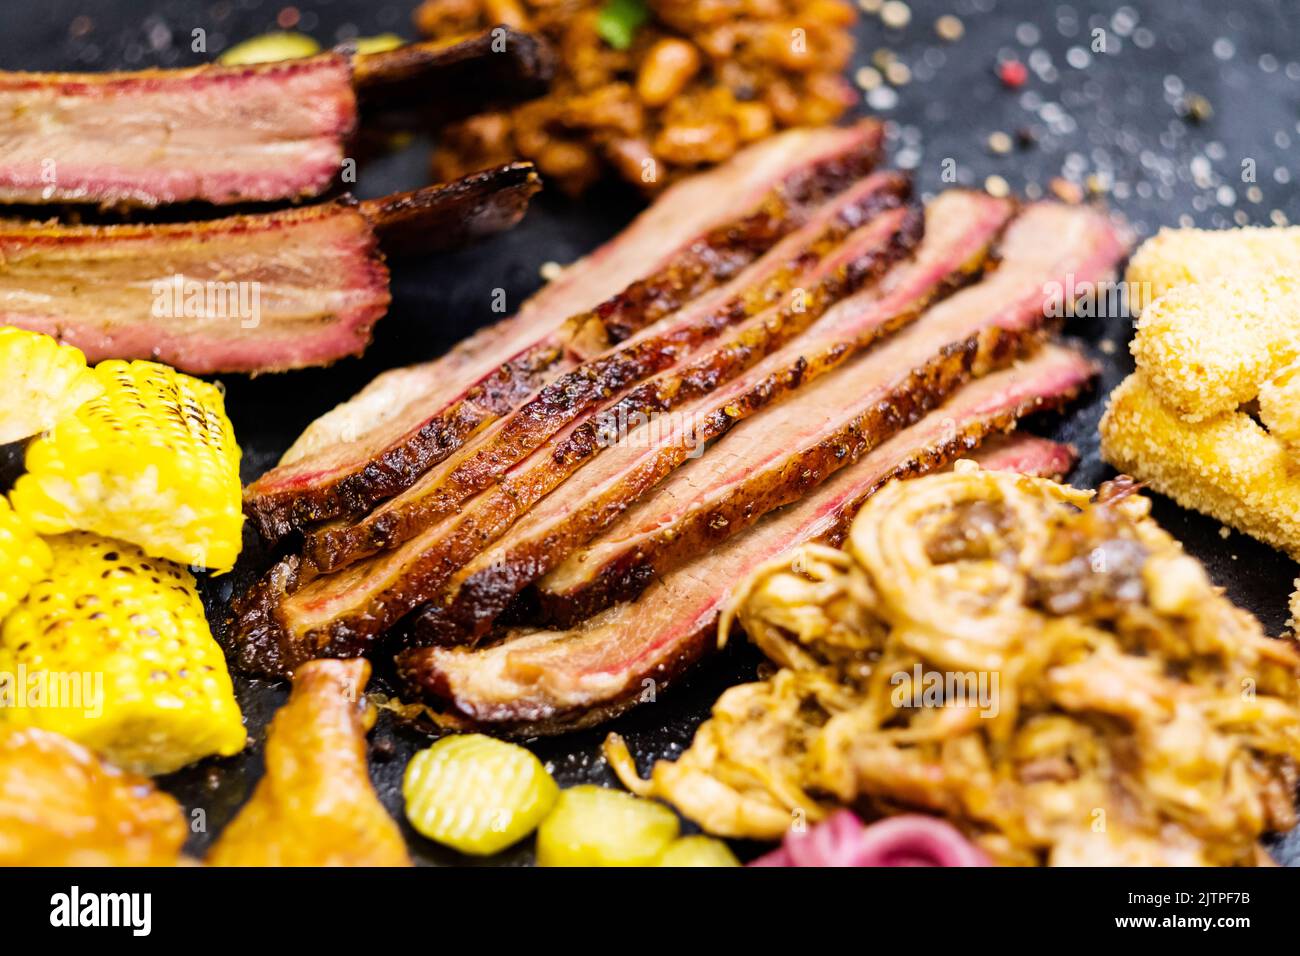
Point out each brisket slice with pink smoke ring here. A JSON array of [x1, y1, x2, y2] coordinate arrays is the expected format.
[[412, 199, 1118, 642], [230, 199, 920, 675], [0, 29, 551, 207], [954, 433, 1076, 485], [395, 345, 1097, 735], [300, 172, 915, 573], [408, 191, 1012, 640], [242, 122, 885, 540], [0, 166, 538, 375]]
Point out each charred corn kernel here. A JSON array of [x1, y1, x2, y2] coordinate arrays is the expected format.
[[536, 785, 679, 866], [403, 733, 557, 855], [353, 34, 405, 55], [656, 835, 741, 867], [0, 532, 246, 776], [0, 327, 102, 445], [0, 497, 50, 619], [11, 360, 242, 572], [1125, 225, 1300, 312], [218, 32, 321, 65]]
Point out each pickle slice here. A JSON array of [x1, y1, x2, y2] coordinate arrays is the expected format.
[[403, 734, 558, 856]]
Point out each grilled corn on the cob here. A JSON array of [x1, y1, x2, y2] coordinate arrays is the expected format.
[[0, 532, 246, 776], [11, 360, 243, 571], [0, 496, 50, 620], [0, 327, 102, 445]]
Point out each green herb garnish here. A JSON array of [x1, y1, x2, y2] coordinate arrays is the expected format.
[[596, 0, 649, 50]]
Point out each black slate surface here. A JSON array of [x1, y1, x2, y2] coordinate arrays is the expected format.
[[5, 0, 1299, 865]]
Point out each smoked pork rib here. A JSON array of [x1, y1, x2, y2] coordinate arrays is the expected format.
[[303, 171, 914, 571], [415, 191, 1026, 641], [0, 165, 539, 375], [396, 346, 1098, 735], [0, 29, 550, 207], [243, 121, 885, 540], [232, 199, 919, 675]]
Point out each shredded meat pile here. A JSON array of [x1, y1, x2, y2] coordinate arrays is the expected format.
[[614, 465, 1300, 865]]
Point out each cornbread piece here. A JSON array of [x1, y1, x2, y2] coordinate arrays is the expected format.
[[207, 659, 410, 867], [1100, 372, 1300, 559], [0, 533, 246, 776], [0, 726, 186, 866], [1258, 360, 1300, 451], [0, 496, 49, 620], [1130, 272, 1299, 422], [11, 360, 243, 571], [0, 327, 101, 444], [1125, 224, 1300, 311]]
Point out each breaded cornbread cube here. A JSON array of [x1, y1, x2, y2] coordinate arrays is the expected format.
[[1258, 360, 1300, 452], [1100, 372, 1300, 559], [1130, 272, 1299, 423], [1125, 224, 1300, 311]]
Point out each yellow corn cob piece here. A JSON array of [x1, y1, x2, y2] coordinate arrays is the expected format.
[[1125, 225, 1300, 312], [0, 496, 51, 619], [1129, 272, 1299, 423], [536, 785, 680, 866], [1100, 372, 1300, 560], [403, 733, 559, 855], [11, 360, 243, 571], [0, 532, 246, 776], [656, 835, 741, 867], [0, 327, 102, 445]]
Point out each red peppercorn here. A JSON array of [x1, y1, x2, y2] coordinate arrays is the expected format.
[[998, 60, 1028, 88]]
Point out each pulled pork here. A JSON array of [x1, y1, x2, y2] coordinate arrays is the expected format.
[[609, 464, 1300, 865]]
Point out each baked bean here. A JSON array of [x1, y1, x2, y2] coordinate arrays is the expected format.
[[636, 39, 702, 107], [417, 0, 857, 194]]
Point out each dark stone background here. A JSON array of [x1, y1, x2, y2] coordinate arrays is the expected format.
[[4, 0, 1298, 864]]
